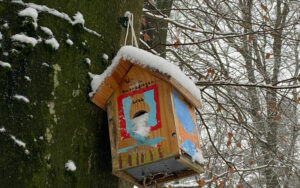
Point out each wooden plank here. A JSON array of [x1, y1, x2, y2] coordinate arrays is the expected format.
[[91, 83, 114, 110], [107, 94, 119, 170], [114, 65, 179, 170], [176, 154, 204, 174], [112, 171, 141, 187], [151, 169, 197, 185], [90, 59, 133, 111], [169, 77, 202, 109], [149, 70, 202, 109]]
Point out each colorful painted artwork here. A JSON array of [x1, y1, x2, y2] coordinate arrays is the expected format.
[[117, 84, 163, 153], [173, 90, 198, 157]]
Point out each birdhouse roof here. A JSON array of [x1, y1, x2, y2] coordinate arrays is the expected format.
[[89, 46, 202, 110]]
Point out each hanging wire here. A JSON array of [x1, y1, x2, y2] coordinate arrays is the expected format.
[[124, 11, 139, 47]]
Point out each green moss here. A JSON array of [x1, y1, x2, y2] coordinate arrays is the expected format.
[[0, 0, 143, 187]]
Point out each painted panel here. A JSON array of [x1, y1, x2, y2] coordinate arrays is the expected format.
[[111, 65, 178, 171], [117, 84, 163, 153], [172, 89, 200, 157]]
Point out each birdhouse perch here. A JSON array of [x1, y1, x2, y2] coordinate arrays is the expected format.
[[90, 46, 204, 187]]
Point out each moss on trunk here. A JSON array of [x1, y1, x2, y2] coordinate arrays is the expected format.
[[0, 0, 142, 187]]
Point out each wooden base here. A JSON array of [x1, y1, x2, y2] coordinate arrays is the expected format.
[[112, 155, 205, 187]]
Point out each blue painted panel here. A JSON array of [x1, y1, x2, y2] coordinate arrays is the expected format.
[[173, 90, 195, 134], [181, 139, 196, 156], [122, 97, 133, 134], [144, 89, 157, 127]]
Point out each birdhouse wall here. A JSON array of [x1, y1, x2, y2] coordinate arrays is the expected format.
[[171, 89, 201, 158], [106, 65, 180, 173]]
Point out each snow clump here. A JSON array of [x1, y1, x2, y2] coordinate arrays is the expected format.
[[88, 73, 105, 97], [192, 149, 204, 164], [40, 26, 53, 36], [45, 38, 59, 50], [13, 94, 30, 103], [24, 76, 31, 82], [0, 61, 11, 68], [102, 53, 108, 60], [18, 7, 39, 29], [11, 34, 38, 46], [10, 135, 26, 148], [72, 12, 85, 25], [65, 160, 76, 171], [0, 126, 6, 133], [84, 58, 91, 66], [66, 39, 73, 45]]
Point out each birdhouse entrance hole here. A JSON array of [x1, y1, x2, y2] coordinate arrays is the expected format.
[[133, 110, 147, 118]]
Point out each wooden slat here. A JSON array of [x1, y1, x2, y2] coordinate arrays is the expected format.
[[114, 65, 179, 171], [91, 59, 133, 110], [91, 83, 114, 110], [112, 171, 140, 186], [107, 94, 119, 170], [176, 154, 205, 174], [148, 70, 202, 109], [151, 169, 197, 186], [169, 77, 202, 109]]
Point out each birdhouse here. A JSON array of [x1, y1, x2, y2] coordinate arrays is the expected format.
[[90, 46, 204, 186]]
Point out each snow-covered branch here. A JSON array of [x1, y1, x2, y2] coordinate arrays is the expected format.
[[197, 81, 300, 90]]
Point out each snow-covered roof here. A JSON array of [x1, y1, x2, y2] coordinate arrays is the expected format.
[[90, 46, 201, 109]]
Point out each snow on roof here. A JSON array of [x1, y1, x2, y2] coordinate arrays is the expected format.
[[89, 46, 201, 100]]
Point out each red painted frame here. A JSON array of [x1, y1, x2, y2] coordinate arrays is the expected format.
[[117, 84, 161, 140]]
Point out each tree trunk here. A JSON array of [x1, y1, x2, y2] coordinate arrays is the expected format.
[[0, 0, 142, 187], [142, 0, 173, 57]]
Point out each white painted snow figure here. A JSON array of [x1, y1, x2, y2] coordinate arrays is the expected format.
[[65, 160, 76, 171], [131, 113, 150, 138], [192, 148, 204, 164], [13, 94, 30, 103], [11, 33, 38, 46]]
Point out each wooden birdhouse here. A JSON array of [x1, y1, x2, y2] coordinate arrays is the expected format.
[[90, 46, 204, 187]]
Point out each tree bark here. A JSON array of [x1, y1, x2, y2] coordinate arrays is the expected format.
[[142, 0, 173, 57], [0, 0, 142, 187]]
